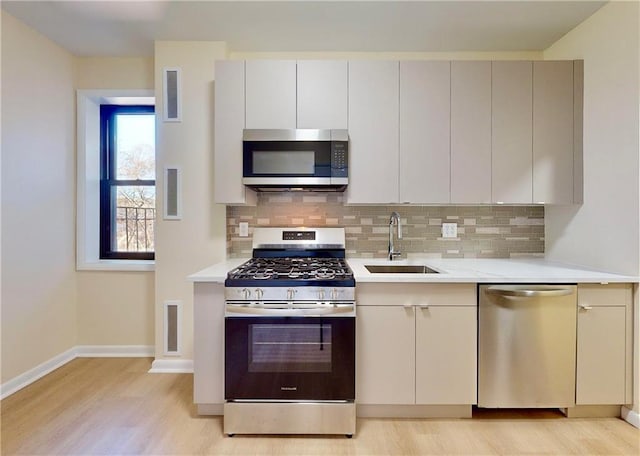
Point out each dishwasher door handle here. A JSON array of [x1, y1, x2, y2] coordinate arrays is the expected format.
[[485, 286, 574, 298]]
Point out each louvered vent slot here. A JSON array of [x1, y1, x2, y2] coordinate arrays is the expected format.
[[164, 301, 181, 355], [163, 68, 182, 121], [164, 166, 182, 220]]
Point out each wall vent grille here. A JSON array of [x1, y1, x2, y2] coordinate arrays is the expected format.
[[163, 68, 182, 122], [164, 166, 182, 220], [164, 301, 181, 356]]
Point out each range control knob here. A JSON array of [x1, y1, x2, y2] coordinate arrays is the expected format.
[[331, 288, 339, 300], [254, 288, 264, 300], [242, 288, 251, 300], [318, 289, 326, 301], [287, 288, 297, 300]]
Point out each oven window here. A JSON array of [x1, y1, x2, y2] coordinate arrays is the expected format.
[[252, 151, 315, 174], [248, 324, 331, 373]]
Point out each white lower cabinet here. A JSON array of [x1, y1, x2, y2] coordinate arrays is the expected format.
[[356, 306, 415, 404], [415, 306, 477, 404], [193, 283, 225, 406], [576, 284, 632, 405], [356, 283, 477, 406]]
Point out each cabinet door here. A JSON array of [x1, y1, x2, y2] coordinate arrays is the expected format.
[[533, 61, 574, 204], [214, 60, 255, 205], [346, 61, 399, 204], [356, 306, 415, 404], [492, 61, 533, 203], [193, 283, 225, 404], [399, 61, 450, 204], [245, 60, 296, 129], [451, 61, 492, 203], [576, 306, 626, 404], [415, 306, 477, 404], [297, 60, 348, 129]]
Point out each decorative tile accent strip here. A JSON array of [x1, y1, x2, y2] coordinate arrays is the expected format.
[[226, 193, 544, 259]]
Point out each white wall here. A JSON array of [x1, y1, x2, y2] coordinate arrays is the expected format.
[[153, 42, 228, 360], [544, 1, 640, 276], [75, 57, 156, 347], [76, 272, 154, 345], [1, 11, 77, 382], [543, 1, 640, 417], [75, 57, 154, 90]]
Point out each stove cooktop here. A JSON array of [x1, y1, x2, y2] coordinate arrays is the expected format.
[[226, 257, 354, 287]]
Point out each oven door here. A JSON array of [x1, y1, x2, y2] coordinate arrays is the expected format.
[[225, 310, 355, 401]]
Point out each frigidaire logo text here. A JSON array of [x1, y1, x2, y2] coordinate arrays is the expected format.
[[281, 386, 297, 391]]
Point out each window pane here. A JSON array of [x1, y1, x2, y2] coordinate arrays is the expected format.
[[115, 114, 155, 180], [114, 186, 155, 252]]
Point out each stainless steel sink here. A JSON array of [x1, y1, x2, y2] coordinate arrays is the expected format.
[[364, 265, 440, 274]]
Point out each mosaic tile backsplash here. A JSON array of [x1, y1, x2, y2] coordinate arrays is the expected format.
[[226, 193, 544, 259]]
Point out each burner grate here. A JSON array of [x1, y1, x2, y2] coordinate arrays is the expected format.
[[228, 257, 353, 283]]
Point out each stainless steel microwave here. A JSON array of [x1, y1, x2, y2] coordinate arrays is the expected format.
[[242, 129, 348, 191]]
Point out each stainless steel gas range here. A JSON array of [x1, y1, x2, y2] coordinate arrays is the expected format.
[[223, 227, 356, 437]]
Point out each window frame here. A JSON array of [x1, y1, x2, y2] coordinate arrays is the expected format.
[[99, 104, 156, 260]]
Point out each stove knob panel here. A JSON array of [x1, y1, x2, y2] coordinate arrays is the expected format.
[[254, 288, 264, 300], [242, 288, 251, 300]]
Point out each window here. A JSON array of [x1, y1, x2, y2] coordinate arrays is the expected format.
[[100, 105, 155, 260]]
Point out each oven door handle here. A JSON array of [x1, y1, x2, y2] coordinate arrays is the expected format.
[[225, 303, 355, 317]]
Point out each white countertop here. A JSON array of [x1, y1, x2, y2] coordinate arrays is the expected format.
[[188, 258, 249, 282], [188, 257, 639, 284], [348, 258, 639, 283]]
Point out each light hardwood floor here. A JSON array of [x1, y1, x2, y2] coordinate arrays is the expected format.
[[1, 358, 638, 455]]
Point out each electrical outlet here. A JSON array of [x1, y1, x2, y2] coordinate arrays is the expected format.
[[442, 222, 458, 238], [239, 222, 249, 237]]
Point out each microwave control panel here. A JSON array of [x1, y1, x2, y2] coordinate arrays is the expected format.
[[331, 141, 348, 177]]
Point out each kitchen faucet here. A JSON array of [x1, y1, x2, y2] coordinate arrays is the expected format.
[[388, 211, 402, 261]]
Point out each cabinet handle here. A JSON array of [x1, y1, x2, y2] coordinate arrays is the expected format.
[[403, 304, 414, 314], [579, 304, 593, 310], [419, 305, 430, 310]]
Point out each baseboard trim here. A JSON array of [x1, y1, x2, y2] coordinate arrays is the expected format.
[[1, 347, 77, 400], [357, 404, 472, 418], [197, 403, 224, 415], [149, 358, 194, 373], [622, 407, 640, 428], [76, 345, 154, 357]]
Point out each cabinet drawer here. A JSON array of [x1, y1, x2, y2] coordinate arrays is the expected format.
[[356, 283, 476, 307], [578, 284, 632, 307]]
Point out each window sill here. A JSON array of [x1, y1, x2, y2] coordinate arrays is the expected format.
[[77, 260, 155, 272]]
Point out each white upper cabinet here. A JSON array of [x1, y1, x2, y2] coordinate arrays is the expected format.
[[214, 60, 256, 205], [533, 61, 574, 204], [346, 61, 400, 204], [245, 60, 296, 129], [492, 61, 533, 203], [451, 61, 492, 203], [297, 60, 348, 129], [573, 60, 584, 204], [213, 59, 582, 205], [399, 61, 451, 204]]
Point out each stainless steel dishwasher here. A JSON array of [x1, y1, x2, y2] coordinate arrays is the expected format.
[[478, 284, 577, 408]]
